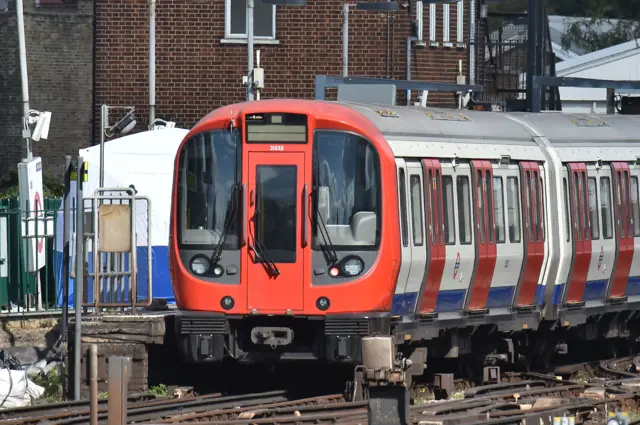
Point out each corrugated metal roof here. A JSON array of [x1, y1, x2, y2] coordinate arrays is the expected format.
[[556, 38, 640, 75]]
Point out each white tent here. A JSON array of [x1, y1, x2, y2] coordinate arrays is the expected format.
[[54, 128, 189, 306]]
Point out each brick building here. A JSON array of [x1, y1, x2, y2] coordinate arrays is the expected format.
[[0, 0, 93, 179], [1, 0, 478, 178]]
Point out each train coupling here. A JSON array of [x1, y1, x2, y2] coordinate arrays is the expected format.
[[250, 326, 294, 349]]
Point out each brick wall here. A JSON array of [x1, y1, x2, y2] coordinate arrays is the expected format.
[[0, 0, 93, 178], [95, 0, 477, 138]]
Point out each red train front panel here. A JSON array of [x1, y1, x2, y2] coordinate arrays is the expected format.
[[168, 100, 401, 317]]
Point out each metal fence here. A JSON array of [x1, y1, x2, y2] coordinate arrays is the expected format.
[[0, 198, 62, 314]]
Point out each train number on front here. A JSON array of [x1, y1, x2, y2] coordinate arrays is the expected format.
[[270, 145, 284, 151]]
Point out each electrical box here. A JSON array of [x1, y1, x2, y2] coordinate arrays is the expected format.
[[17, 157, 49, 272], [253, 67, 265, 90]]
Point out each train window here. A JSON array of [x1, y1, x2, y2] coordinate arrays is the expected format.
[[410, 175, 424, 246], [457, 176, 472, 244], [624, 171, 633, 238], [574, 173, 581, 242], [443, 176, 455, 244], [313, 131, 381, 249], [539, 176, 545, 242], [429, 170, 436, 244], [399, 168, 408, 247], [588, 177, 599, 240], [477, 171, 485, 244], [632, 176, 640, 237], [486, 171, 494, 244], [493, 176, 505, 243], [601, 177, 613, 239], [507, 177, 521, 243], [532, 173, 541, 242], [563, 178, 570, 242], [526, 172, 533, 242], [437, 170, 444, 245], [177, 129, 241, 248], [581, 173, 590, 240]]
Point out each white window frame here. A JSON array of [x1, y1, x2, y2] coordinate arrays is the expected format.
[[429, 3, 438, 46], [456, 0, 465, 46], [443, 3, 451, 46], [224, 0, 277, 41]]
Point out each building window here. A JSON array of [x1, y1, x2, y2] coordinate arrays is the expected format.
[[226, 0, 276, 39]]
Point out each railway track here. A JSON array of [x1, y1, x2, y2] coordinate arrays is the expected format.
[[5, 357, 640, 425]]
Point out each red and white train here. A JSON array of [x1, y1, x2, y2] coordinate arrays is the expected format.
[[169, 99, 640, 376]]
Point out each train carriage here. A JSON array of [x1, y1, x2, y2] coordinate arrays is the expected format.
[[169, 99, 640, 374]]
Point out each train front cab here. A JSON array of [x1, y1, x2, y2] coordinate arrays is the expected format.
[[170, 101, 400, 364]]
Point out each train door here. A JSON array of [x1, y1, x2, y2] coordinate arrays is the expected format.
[[246, 152, 305, 312], [512, 162, 545, 307], [416, 159, 446, 313], [422, 161, 474, 313], [464, 160, 497, 311], [608, 162, 634, 299], [564, 163, 591, 304], [392, 159, 414, 314], [627, 164, 640, 296], [558, 170, 573, 302], [584, 165, 615, 300], [489, 164, 524, 308], [405, 161, 428, 314]]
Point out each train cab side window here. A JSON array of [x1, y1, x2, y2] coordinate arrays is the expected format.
[[563, 178, 570, 242], [581, 173, 590, 240], [588, 177, 600, 240], [399, 168, 408, 247], [506, 177, 521, 243], [493, 176, 505, 243], [600, 177, 613, 239], [313, 130, 381, 249], [409, 175, 424, 246], [632, 176, 640, 237], [477, 171, 485, 244], [457, 176, 472, 244], [177, 129, 241, 249], [486, 171, 494, 244], [442, 176, 455, 244]]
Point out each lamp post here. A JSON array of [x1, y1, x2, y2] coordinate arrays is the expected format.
[[246, 0, 307, 101], [342, 2, 399, 78], [99, 105, 137, 188]]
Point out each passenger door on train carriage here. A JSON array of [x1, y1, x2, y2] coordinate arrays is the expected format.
[[392, 159, 415, 314], [488, 164, 525, 309], [608, 162, 635, 299], [627, 164, 640, 296], [583, 165, 615, 301], [511, 162, 545, 307], [463, 161, 497, 311], [426, 161, 475, 313], [405, 161, 429, 314]]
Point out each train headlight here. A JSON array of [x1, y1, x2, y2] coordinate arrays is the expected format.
[[316, 296, 330, 311], [342, 256, 364, 277], [221, 296, 235, 310], [212, 264, 224, 277], [190, 255, 211, 276]]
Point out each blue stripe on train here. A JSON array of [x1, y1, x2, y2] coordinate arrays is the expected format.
[[391, 279, 631, 315]]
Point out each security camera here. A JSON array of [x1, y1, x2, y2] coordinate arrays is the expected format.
[[112, 110, 136, 135], [149, 118, 176, 130], [32, 111, 52, 142]]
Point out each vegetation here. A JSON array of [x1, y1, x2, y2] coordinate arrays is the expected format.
[[488, 0, 640, 53], [148, 383, 169, 397], [0, 169, 64, 200], [31, 366, 63, 403]]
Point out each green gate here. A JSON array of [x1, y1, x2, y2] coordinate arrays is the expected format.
[[0, 198, 62, 312]]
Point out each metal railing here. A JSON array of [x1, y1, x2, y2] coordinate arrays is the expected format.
[[0, 198, 61, 314], [71, 187, 153, 313]]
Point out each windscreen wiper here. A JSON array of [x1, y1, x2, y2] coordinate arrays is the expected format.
[[210, 184, 239, 264], [250, 207, 280, 277], [313, 187, 339, 264]]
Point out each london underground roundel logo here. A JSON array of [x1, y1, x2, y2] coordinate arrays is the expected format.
[[34, 191, 44, 254]]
